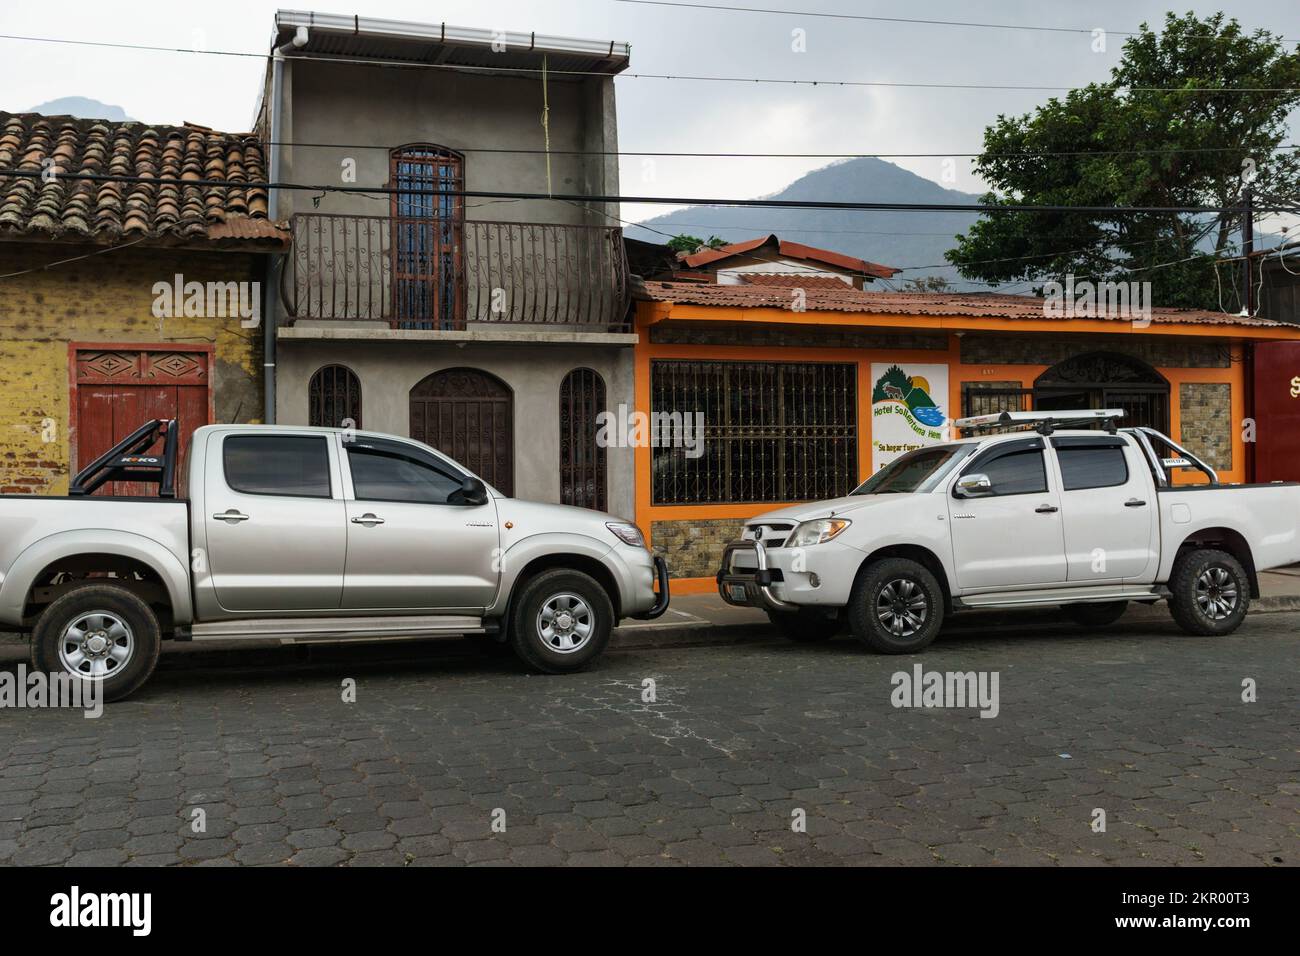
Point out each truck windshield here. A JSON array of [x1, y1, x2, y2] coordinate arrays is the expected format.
[[851, 444, 974, 495]]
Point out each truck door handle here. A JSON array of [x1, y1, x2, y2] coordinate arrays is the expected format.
[[213, 510, 249, 523], [1125, 498, 1147, 507], [351, 513, 385, 526], [1035, 504, 1059, 514]]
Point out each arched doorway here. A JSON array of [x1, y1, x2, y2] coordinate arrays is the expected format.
[[1034, 351, 1170, 432], [409, 368, 513, 494]]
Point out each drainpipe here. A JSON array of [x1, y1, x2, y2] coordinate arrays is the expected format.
[[262, 24, 309, 424]]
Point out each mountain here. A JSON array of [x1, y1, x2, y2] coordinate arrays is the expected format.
[[25, 97, 133, 122], [627, 157, 987, 290]]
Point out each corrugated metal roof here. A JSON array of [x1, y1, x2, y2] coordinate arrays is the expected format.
[[633, 279, 1288, 327], [274, 10, 631, 75]]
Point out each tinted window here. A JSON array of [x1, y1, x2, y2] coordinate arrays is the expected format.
[[224, 435, 331, 498], [348, 446, 465, 504], [1058, 447, 1128, 490], [979, 449, 1047, 496]]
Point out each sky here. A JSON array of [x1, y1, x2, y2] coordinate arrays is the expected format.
[[2, 0, 1298, 234]]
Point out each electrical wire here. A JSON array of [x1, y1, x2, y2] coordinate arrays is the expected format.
[[0, 167, 1270, 215], [2, 32, 1299, 94]]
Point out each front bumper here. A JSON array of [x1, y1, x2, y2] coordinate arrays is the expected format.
[[716, 540, 792, 612], [629, 555, 671, 620]]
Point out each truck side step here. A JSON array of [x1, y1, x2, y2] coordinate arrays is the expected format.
[[182, 615, 488, 644]]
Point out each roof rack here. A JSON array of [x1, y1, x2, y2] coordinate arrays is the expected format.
[[953, 409, 1124, 436]]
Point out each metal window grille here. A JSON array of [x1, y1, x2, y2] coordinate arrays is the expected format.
[[308, 364, 362, 429], [559, 368, 608, 511], [650, 360, 857, 505]]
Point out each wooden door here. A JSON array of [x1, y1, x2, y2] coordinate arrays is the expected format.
[[72, 345, 212, 496], [409, 368, 513, 495]]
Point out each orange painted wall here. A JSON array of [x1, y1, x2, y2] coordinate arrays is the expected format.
[[633, 301, 1289, 594]]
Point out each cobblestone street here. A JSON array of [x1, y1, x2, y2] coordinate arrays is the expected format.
[[1, 610, 1296, 867]]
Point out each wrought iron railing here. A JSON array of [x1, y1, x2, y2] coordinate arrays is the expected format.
[[283, 213, 630, 331]]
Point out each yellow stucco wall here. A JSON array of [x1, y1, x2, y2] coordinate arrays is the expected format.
[[0, 243, 264, 494]]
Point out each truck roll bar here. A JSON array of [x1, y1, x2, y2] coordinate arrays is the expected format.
[[69, 418, 180, 498]]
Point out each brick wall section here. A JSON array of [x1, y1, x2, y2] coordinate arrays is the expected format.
[[1179, 382, 1233, 471], [651, 322, 948, 350], [651, 518, 746, 578], [961, 334, 1229, 368], [0, 243, 263, 494]]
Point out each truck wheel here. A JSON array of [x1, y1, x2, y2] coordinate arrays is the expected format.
[[848, 558, 944, 654], [1062, 601, 1128, 627], [30, 584, 161, 703], [765, 608, 840, 643], [1168, 549, 1250, 636], [509, 569, 614, 674]]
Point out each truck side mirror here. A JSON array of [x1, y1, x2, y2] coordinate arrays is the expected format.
[[954, 473, 993, 498], [456, 476, 489, 506]]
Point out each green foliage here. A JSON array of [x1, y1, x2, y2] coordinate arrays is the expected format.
[[902, 276, 953, 292], [947, 12, 1300, 310], [666, 234, 728, 255]]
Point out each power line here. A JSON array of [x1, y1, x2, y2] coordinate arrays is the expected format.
[[614, 0, 1293, 44], [0, 166, 1271, 214], [3, 32, 1300, 94]]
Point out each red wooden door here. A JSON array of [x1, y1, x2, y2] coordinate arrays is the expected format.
[[72, 346, 212, 496]]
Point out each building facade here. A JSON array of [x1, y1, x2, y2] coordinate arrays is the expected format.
[[630, 281, 1300, 591], [261, 11, 637, 515], [0, 112, 285, 494]]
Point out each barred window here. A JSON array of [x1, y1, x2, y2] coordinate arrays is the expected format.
[[650, 360, 857, 505], [308, 364, 362, 429]]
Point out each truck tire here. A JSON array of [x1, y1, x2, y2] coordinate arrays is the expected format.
[[509, 568, 614, 673], [765, 608, 840, 643], [30, 583, 161, 703], [1062, 600, 1128, 628], [1167, 548, 1250, 636], [848, 558, 944, 654]]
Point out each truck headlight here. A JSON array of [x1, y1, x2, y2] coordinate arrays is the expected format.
[[787, 518, 852, 547], [606, 522, 647, 548]]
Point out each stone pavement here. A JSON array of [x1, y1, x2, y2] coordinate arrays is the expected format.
[[1, 607, 1295, 867]]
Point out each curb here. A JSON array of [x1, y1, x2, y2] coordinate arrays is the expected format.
[[1, 596, 1297, 671]]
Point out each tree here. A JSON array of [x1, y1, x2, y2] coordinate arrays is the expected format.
[[666, 234, 728, 255], [947, 12, 1300, 310], [902, 276, 952, 293]]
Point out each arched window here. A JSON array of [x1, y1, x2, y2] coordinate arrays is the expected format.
[[389, 144, 465, 330], [308, 364, 362, 428], [559, 368, 607, 511], [409, 368, 513, 495], [1034, 351, 1170, 433]]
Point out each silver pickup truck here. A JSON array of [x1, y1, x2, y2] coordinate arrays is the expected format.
[[0, 419, 668, 701], [718, 410, 1300, 652]]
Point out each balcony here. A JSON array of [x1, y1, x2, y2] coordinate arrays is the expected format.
[[282, 213, 630, 332]]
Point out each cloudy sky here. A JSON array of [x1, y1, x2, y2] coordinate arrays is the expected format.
[[2, 0, 1297, 231]]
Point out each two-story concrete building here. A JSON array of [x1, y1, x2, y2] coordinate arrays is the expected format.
[[260, 10, 635, 515]]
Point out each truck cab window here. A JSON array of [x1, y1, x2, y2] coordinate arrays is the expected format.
[[348, 445, 465, 504], [223, 435, 332, 498], [976, 449, 1048, 496], [1057, 446, 1129, 490]]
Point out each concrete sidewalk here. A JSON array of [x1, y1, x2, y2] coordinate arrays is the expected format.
[[2, 568, 1298, 669]]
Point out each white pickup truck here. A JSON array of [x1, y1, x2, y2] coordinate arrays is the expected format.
[[0, 419, 668, 701], [718, 410, 1300, 651]]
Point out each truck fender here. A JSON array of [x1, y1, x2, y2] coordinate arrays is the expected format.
[[487, 532, 619, 619], [0, 529, 194, 628]]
